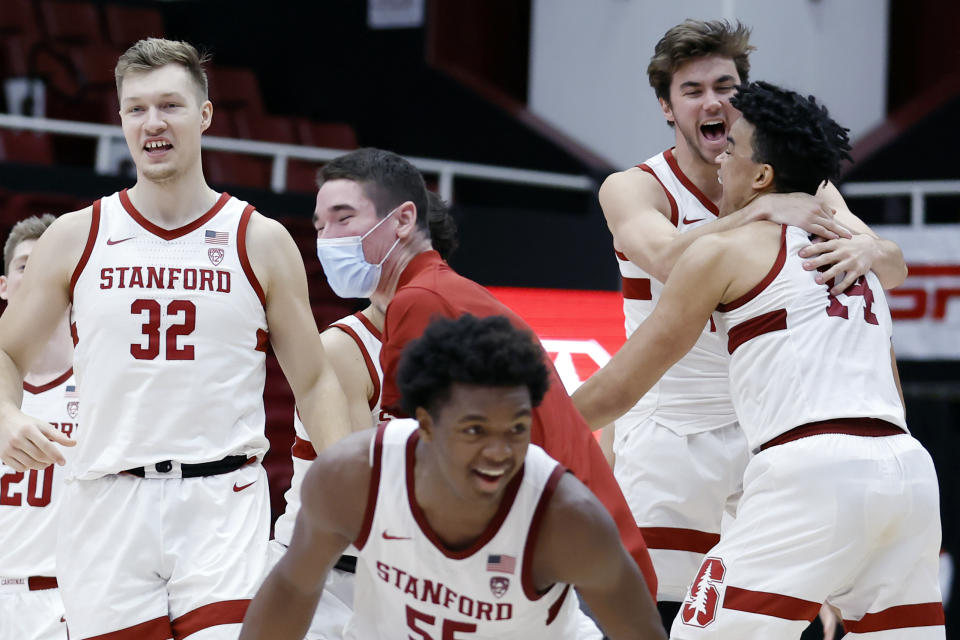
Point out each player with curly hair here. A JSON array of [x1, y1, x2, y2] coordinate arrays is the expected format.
[[241, 314, 666, 640], [575, 81, 944, 639]]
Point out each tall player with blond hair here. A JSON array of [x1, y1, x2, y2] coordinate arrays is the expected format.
[[0, 39, 353, 639]]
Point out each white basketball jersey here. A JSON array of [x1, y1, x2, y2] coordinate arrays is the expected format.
[[345, 419, 581, 640], [715, 225, 906, 450], [68, 190, 269, 479], [0, 370, 77, 576], [615, 149, 736, 434], [274, 312, 383, 547]]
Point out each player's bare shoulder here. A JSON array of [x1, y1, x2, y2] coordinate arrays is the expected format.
[[300, 426, 379, 540], [241, 210, 306, 297], [598, 166, 673, 226], [33, 205, 96, 284]]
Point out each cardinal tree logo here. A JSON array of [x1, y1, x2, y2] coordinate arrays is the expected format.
[[681, 557, 726, 628]]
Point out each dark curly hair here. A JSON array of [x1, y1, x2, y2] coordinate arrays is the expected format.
[[397, 314, 550, 416], [426, 191, 459, 261], [730, 81, 852, 195]]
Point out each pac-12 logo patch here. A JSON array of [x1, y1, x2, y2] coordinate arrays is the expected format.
[[681, 556, 726, 628], [208, 248, 225, 266], [66, 401, 79, 419], [489, 576, 509, 598]]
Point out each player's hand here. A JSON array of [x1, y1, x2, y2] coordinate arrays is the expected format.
[[0, 412, 75, 471], [818, 603, 842, 640], [753, 192, 852, 240], [799, 234, 879, 294]]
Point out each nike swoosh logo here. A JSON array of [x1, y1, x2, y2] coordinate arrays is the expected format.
[[382, 531, 411, 540], [233, 481, 256, 492], [682, 216, 705, 225], [106, 236, 135, 245]]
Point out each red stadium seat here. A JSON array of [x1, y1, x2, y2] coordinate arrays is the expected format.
[[0, 130, 55, 165], [0, 0, 41, 39], [1, 192, 87, 228], [234, 112, 297, 144], [286, 160, 322, 194], [203, 151, 272, 190], [39, 1, 104, 46], [103, 5, 165, 49], [294, 118, 357, 149], [204, 110, 236, 138], [206, 66, 264, 114]]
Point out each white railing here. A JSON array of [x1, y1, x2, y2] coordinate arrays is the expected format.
[[0, 114, 595, 201], [841, 180, 960, 228]]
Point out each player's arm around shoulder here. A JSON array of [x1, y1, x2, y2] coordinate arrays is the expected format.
[[599, 168, 680, 283], [241, 428, 374, 639], [0, 208, 90, 470], [534, 472, 666, 640], [242, 212, 356, 448], [796, 181, 907, 292], [320, 325, 378, 432], [572, 231, 734, 428]]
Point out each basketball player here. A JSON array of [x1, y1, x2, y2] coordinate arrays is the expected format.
[[575, 81, 944, 638], [0, 39, 352, 639], [268, 191, 460, 640], [0, 216, 73, 640], [308, 147, 659, 601], [599, 19, 907, 630], [242, 314, 667, 639]]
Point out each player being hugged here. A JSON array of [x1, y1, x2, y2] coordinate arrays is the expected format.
[[241, 314, 666, 640]]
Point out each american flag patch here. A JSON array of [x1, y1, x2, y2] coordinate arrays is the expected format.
[[204, 230, 229, 245], [64, 385, 78, 398], [487, 554, 516, 574]]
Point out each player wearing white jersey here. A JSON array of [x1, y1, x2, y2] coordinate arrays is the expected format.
[[576, 81, 943, 638], [241, 315, 667, 639], [0, 39, 352, 640], [596, 21, 907, 630], [0, 216, 74, 640]]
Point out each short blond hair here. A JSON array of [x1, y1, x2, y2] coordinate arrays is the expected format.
[[115, 37, 210, 103], [4, 214, 55, 275]]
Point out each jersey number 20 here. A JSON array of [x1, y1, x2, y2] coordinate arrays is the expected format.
[[131, 299, 196, 360], [0, 467, 53, 507]]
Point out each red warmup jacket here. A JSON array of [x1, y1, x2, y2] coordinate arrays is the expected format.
[[379, 250, 658, 599]]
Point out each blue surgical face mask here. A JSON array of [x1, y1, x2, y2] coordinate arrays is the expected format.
[[315, 208, 401, 299]]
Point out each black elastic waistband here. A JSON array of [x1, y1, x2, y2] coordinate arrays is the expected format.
[[123, 455, 253, 478]]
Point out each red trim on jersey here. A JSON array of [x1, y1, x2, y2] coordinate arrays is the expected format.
[[171, 599, 250, 639], [717, 225, 788, 312], [907, 265, 960, 276], [85, 617, 173, 640], [254, 328, 269, 353], [622, 277, 652, 301], [291, 435, 317, 461], [843, 602, 945, 634], [545, 584, 571, 625], [354, 423, 387, 550], [27, 576, 58, 590], [639, 527, 720, 553], [69, 199, 100, 304], [70, 322, 79, 347], [237, 204, 266, 308], [119, 189, 230, 241], [663, 148, 720, 216], [351, 311, 384, 341], [726, 308, 788, 354], [521, 465, 567, 601], [722, 586, 820, 621], [636, 163, 679, 227], [23, 368, 73, 395], [614, 249, 628, 261], [760, 418, 905, 452], [331, 322, 380, 411], [407, 429, 525, 559]]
